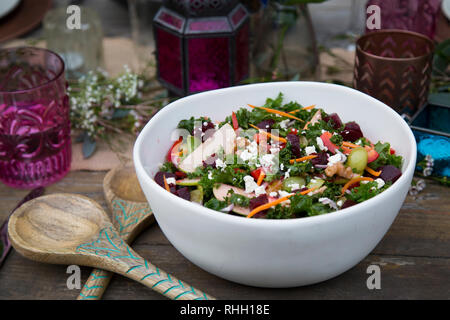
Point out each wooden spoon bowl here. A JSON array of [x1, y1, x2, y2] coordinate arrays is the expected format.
[[8, 193, 214, 300], [10, 194, 106, 263]]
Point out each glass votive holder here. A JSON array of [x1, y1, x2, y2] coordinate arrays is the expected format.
[[353, 30, 435, 117], [0, 47, 72, 189], [44, 6, 104, 80], [128, 0, 162, 73]]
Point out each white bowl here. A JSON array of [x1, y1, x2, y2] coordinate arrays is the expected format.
[[133, 82, 416, 288]]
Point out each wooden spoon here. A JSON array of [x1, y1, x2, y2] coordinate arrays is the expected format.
[[77, 166, 155, 300], [7, 193, 214, 300]]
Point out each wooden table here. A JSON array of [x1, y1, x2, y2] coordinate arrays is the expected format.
[[0, 170, 449, 300]]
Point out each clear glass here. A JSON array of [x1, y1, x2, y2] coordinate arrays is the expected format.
[[128, 0, 163, 72], [252, 3, 319, 80], [0, 47, 71, 189], [44, 6, 104, 79]]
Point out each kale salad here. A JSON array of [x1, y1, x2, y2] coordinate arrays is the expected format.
[[154, 93, 403, 219]]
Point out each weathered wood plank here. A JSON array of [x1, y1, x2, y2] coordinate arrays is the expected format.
[[0, 171, 449, 299], [1, 237, 448, 300]]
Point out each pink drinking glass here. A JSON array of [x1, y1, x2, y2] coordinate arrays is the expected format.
[[0, 47, 71, 189]]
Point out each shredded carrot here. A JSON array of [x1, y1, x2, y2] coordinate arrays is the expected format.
[[246, 196, 291, 218], [257, 171, 266, 186], [299, 186, 318, 195], [288, 105, 316, 114], [342, 141, 360, 148], [163, 175, 171, 192], [341, 146, 353, 154], [289, 155, 318, 164], [341, 177, 374, 195], [365, 166, 381, 177], [248, 104, 303, 121], [303, 121, 311, 130], [249, 124, 288, 143], [246, 187, 319, 218]]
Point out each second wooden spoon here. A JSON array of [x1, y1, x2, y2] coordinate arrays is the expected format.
[[77, 166, 154, 300], [8, 193, 214, 300]]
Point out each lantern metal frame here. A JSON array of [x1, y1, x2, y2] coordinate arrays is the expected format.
[[153, 2, 249, 96]]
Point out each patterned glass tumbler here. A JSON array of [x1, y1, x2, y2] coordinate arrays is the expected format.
[[0, 47, 71, 189], [353, 30, 434, 117]]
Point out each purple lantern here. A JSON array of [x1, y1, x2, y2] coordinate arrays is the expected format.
[[153, 0, 250, 96]]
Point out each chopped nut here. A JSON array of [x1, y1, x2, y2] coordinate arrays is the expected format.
[[325, 162, 354, 179]]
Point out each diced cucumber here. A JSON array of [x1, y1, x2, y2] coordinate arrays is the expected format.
[[307, 178, 325, 190], [190, 186, 203, 204], [176, 178, 200, 186], [282, 176, 306, 192], [346, 147, 368, 174]]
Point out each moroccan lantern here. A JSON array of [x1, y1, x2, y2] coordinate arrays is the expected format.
[[153, 0, 250, 96]]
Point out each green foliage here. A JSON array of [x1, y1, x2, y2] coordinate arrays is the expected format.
[[177, 116, 210, 134], [368, 142, 403, 169], [160, 161, 178, 173], [347, 181, 392, 203], [204, 198, 227, 211]]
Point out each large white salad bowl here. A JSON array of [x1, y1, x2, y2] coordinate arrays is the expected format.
[[133, 82, 416, 288]]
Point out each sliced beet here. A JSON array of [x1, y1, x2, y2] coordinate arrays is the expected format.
[[323, 113, 343, 130], [256, 119, 276, 130], [286, 134, 301, 158], [341, 199, 357, 209], [311, 152, 329, 166], [154, 171, 177, 189], [176, 187, 191, 201], [249, 194, 268, 211], [193, 120, 216, 142], [203, 153, 217, 168], [340, 121, 363, 142], [379, 165, 402, 183]]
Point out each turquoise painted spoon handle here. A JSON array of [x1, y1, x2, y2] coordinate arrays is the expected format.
[[76, 225, 215, 300], [77, 269, 113, 300]]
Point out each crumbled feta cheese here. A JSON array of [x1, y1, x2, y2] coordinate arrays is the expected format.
[[290, 183, 300, 191], [305, 146, 317, 156], [166, 177, 176, 185], [260, 154, 276, 168], [215, 158, 226, 170], [327, 153, 344, 167], [278, 190, 292, 198], [337, 200, 343, 207], [270, 146, 280, 154], [239, 140, 259, 163], [284, 168, 291, 179], [269, 192, 278, 197], [279, 119, 290, 129], [361, 180, 370, 184], [244, 175, 259, 194], [280, 163, 284, 171], [255, 185, 267, 196], [375, 178, 385, 189], [316, 137, 328, 151], [208, 171, 213, 180]]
